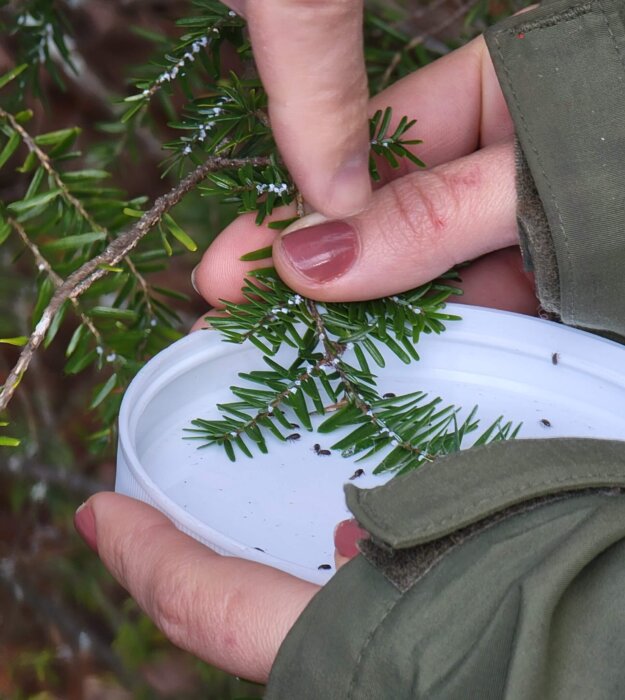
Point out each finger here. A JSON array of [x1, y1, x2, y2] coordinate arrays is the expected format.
[[273, 139, 518, 301], [192, 210, 283, 308], [367, 35, 513, 180], [451, 247, 538, 315], [81, 494, 318, 683], [190, 308, 231, 331], [333, 519, 369, 569], [191, 248, 538, 321], [193, 36, 514, 308], [246, 0, 371, 218]]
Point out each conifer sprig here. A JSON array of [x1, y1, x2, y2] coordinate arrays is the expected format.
[[2, 3, 75, 100], [187, 269, 519, 474], [123, 1, 246, 121], [369, 106, 426, 180]]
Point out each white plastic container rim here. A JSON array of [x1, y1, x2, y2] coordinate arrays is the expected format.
[[116, 304, 625, 584]]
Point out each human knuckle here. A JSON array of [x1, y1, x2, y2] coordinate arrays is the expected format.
[[107, 528, 136, 589], [414, 171, 461, 237], [384, 169, 471, 266], [377, 180, 425, 259], [214, 584, 247, 654], [148, 558, 199, 647], [148, 560, 248, 659]]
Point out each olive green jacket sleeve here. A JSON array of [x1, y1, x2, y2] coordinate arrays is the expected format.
[[484, 0, 625, 336], [266, 440, 625, 699]]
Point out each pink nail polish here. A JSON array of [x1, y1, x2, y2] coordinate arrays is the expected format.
[[280, 221, 359, 283], [334, 518, 369, 559], [74, 502, 98, 554]]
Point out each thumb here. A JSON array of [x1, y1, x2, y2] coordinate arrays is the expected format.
[[273, 140, 518, 301], [76, 493, 318, 682]]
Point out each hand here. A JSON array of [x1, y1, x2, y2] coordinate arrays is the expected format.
[[74, 494, 320, 683], [78, 32, 540, 688], [192, 35, 538, 317], [220, 0, 371, 218], [74, 497, 362, 683]]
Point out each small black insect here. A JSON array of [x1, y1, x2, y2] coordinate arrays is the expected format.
[[552, 352, 560, 365], [318, 449, 331, 456], [313, 443, 321, 453], [290, 422, 300, 429], [286, 432, 301, 441], [253, 546, 265, 552], [540, 418, 552, 427], [383, 392, 396, 399], [318, 564, 332, 570], [349, 468, 365, 480]]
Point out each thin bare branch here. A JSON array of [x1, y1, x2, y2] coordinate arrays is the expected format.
[[0, 106, 155, 315], [0, 155, 271, 413], [10, 217, 106, 350]]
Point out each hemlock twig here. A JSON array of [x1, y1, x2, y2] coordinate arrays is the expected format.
[[0, 155, 271, 413], [0, 106, 156, 319], [9, 217, 107, 352]]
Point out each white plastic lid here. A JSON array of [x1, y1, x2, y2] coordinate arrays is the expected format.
[[116, 305, 625, 584]]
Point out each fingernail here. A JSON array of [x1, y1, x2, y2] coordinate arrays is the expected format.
[[280, 216, 359, 284], [327, 154, 371, 218], [74, 502, 98, 554], [191, 264, 200, 295], [334, 519, 369, 559]]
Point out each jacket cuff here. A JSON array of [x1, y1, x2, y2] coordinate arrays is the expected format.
[[515, 139, 561, 317], [265, 440, 625, 699], [485, 0, 625, 336]]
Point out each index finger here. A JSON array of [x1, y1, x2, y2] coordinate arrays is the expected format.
[[245, 0, 371, 218]]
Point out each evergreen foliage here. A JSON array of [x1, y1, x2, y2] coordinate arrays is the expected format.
[[185, 268, 519, 475], [0, 0, 520, 467]]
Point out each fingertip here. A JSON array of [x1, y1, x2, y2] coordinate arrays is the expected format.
[[193, 213, 275, 308], [302, 150, 372, 220], [88, 492, 170, 534], [247, 0, 370, 219], [334, 518, 369, 560], [194, 207, 295, 308], [74, 499, 98, 554]]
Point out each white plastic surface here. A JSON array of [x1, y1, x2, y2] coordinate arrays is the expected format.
[[116, 305, 625, 584]]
